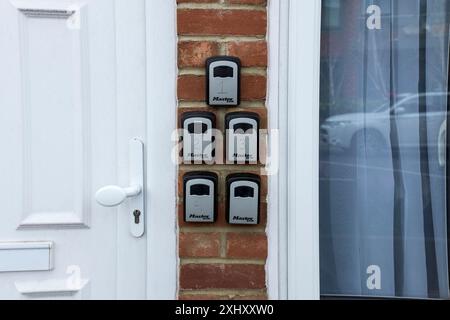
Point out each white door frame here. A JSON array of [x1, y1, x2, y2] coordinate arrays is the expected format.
[[143, 0, 322, 301], [267, 0, 322, 300], [145, 0, 177, 300]]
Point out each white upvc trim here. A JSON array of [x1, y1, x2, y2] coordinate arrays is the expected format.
[[266, 0, 279, 300], [145, 0, 178, 300], [267, 0, 288, 300], [268, 0, 323, 300], [285, 0, 322, 300], [277, 0, 291, 301]]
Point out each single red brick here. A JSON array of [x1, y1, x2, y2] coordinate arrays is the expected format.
[[241, 75, 267, 100], [179, 232, 221, 258], [179, 41, 220, 68], [180, 264, 266, 290], [177, 9, 267, 36], [178, 75, 266, 101], [227, 41, 267, 67], [225, 0, 267, 6], [226, 233, 267, 259], [178, 75, 205, 101]]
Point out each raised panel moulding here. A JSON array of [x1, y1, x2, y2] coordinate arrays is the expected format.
[[14, 3, 91, 229]]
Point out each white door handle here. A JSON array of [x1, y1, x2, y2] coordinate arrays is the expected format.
[[95, 185, 141, 207], [95, 138, 145, 238]]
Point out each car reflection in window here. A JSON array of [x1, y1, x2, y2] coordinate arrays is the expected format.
[[320, 92, 449, 155]]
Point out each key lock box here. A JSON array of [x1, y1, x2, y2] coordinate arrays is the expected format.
[[226, 112, 259, 164], [227, 174, 260, 225], [184, 172, 218, 223], [181, 112, 216, 163], [206, 56, 241, 106]]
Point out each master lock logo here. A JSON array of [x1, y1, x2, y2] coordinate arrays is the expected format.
[[233, 153, 252, 159], [212, 97, 235, 103], [232, 216, 255, 223], [189, 214, 211, 221]]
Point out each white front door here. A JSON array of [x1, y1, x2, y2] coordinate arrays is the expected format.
[[0, 0, 171, 299]]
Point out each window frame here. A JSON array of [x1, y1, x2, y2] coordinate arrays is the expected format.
[[145, 0, 177, 299], [269, 0, 322, 300], [270, 0, 450, 301], [285, 0, 322, 300]]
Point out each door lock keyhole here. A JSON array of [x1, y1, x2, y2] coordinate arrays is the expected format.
[[133, 210, 141, 224]]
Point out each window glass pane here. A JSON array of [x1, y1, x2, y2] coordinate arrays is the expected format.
[[319, 0, 450, 299], [323, 0, 342, 30]]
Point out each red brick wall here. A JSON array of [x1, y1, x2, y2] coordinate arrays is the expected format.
[[177, 0, 268, 300]]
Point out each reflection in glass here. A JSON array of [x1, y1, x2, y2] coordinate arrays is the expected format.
[[319, 0, 450, 299]]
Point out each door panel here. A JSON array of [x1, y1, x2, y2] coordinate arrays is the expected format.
[[0, 0, 146, 299], [16, 3, 91, 228]]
